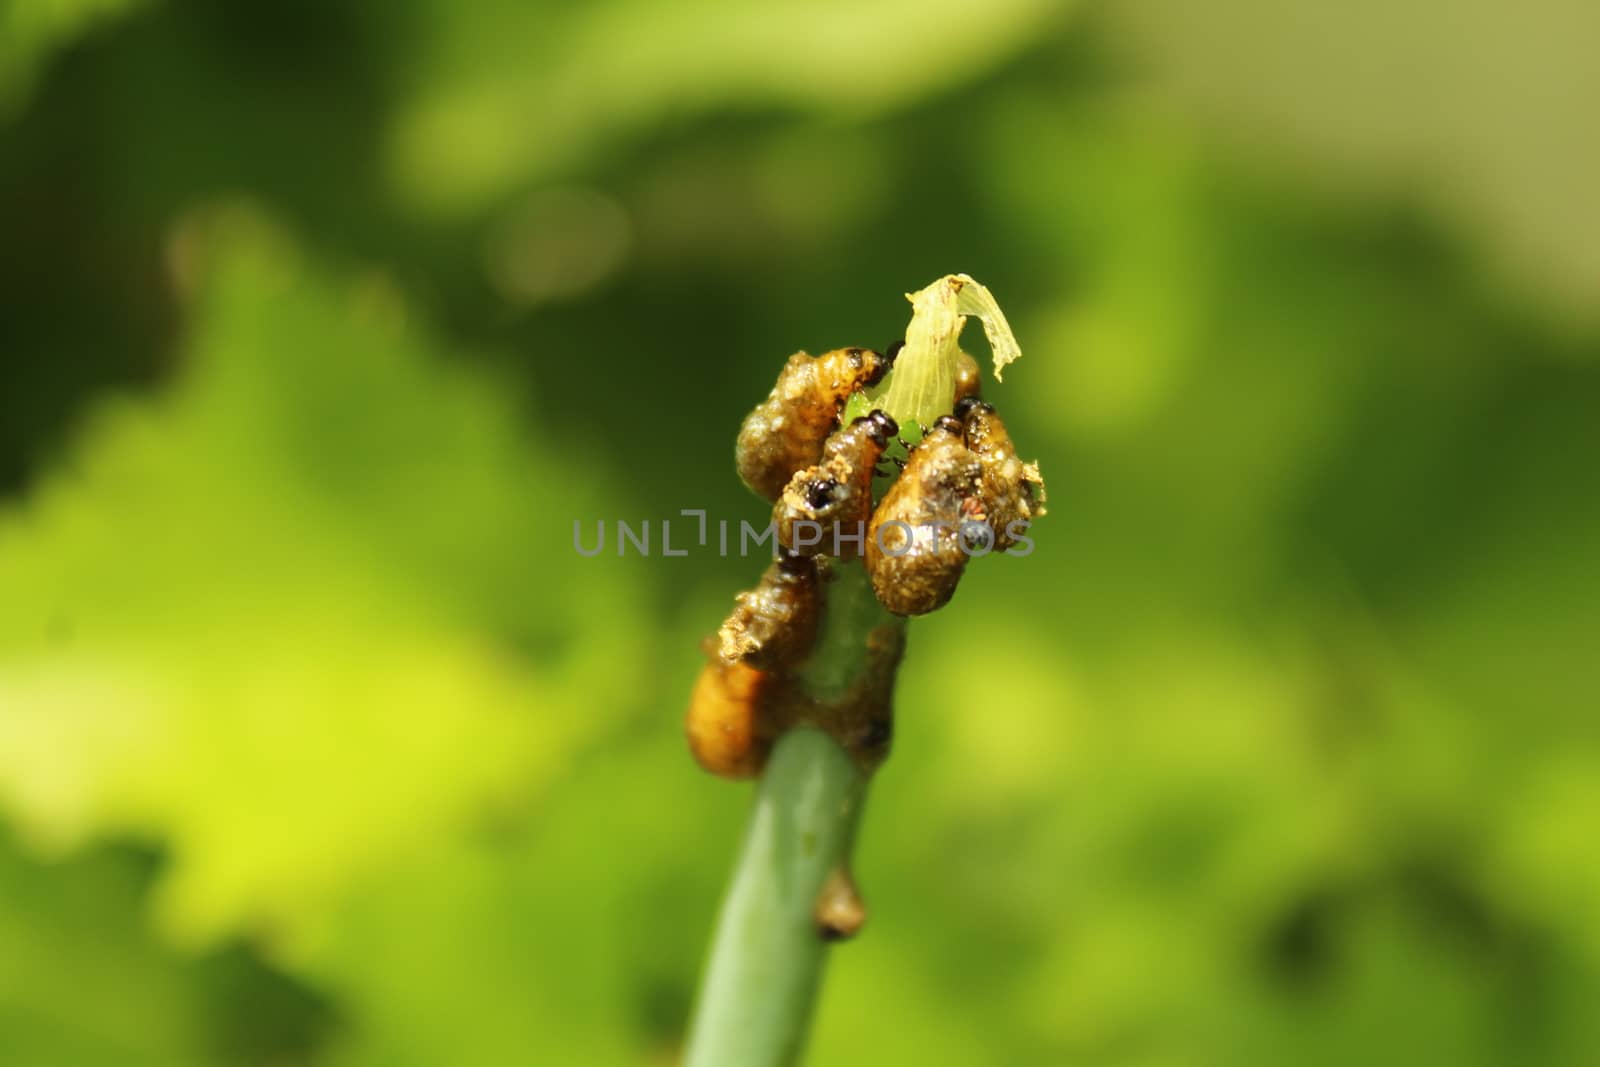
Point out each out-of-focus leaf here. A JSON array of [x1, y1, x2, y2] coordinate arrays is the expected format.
[[1106, 0, 1600, 321], [385, 0, 1074, 215], [0, 0, 147, 118], [0, 829, 333, 1067], [0, 207, 651, 952], [281, 702, 744, 1067]]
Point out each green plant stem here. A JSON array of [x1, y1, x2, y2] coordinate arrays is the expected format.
[[686, 278, 1015, 1064], [681, 726, 867, 1067], [684, 563, 893, 1067]]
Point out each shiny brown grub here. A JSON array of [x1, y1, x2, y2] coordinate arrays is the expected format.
[[956, 399, 1046, 550], [735, 348, 891, 501], [866, 419, 984, 616], [775, 410, 898, 559], [715, 554, 823, 671], [684, 658, 771, 780]]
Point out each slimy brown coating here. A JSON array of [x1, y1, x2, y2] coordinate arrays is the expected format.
[[715, 554, 822, 671], [866, 419, 984, 616], [957, 399, 1046, 550], [735, 347, 892, 501], [775, 410, 898, 559]]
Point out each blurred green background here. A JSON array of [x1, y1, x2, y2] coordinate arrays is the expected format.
[[2, 1, 1598, 1064]]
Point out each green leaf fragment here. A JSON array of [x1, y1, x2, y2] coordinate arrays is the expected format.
[[952, 275, 1023, 381], [871, 274, 1022, 432]]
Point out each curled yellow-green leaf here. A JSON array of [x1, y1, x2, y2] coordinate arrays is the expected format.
[[871, 273, 1022, 432], [952, 274, 1022, 379]]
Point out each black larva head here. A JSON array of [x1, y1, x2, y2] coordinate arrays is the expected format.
[[852, 346, 894, 388], [883, 339, 905, 366], [805, 477, 841, 511], [954, 396, 993, 421], [860, 409, 898, 447], [932, 415, 964, 436], [860, 715, 893, 752]]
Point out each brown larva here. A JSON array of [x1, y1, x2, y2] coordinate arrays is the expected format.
[[775, 410, 898, 559], [715, 553, 822, 671], [956, 398, 1045, 550], [735, 347, 893, 501], [865, 416, 985, 616], [685, 657, 771, 779], [690, 553, 821, 778]]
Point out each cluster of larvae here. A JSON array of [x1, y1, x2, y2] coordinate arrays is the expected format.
[[686, 344, 1045, 782]]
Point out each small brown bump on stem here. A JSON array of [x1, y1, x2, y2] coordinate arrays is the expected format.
[[813, 867, 867, 942]]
